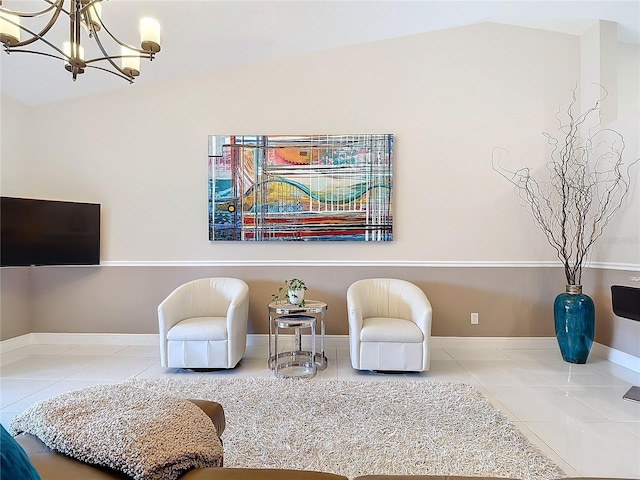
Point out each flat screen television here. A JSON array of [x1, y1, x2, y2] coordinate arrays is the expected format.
[[1, 197, 101, 267]]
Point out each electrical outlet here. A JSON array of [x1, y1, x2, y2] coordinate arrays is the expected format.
[[471, 313, 479, 325]]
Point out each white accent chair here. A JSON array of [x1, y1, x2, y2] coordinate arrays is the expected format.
[[347, 278, 432, 372], [158, 277, 250, 369]]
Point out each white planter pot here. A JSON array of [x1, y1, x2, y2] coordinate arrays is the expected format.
[[288, 289, 305, 305]]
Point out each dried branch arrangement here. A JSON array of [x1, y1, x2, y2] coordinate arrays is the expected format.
[[492, 86, 638, 285]]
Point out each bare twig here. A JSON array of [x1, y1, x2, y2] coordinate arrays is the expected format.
[[492, 86, 639, 285]]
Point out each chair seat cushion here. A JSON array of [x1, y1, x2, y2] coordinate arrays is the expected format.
[[360, 317, 423, 343], [167, 317, 227, 341]]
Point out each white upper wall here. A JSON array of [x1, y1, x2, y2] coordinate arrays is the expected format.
[[0, 95, 33, 184], [1, 23, 638, 265]]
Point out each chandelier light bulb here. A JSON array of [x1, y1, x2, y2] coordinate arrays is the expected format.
[[0, 13, 20, 45], [140, 17, 160, 53], [121, 46, 140, 77], [63, 41, 86, 70], [63, 41, 84, 60]]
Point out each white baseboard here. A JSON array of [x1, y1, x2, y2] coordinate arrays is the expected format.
[[430, 336, 559, 350], [2, 333, 638, 373], [31, 332, 160, 346], [592, 342, 640, 373]]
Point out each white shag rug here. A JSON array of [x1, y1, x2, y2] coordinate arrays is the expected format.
[[126, 377, 566, 480]]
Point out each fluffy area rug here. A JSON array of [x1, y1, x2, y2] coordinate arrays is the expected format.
[[126, 377, 566, 480]]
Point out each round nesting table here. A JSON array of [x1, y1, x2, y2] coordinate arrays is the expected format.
[[273, 314, 317, 379], [267, 300, 328, 377]]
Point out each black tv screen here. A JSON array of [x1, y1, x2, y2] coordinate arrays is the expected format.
[[1, 197, 100, 267]]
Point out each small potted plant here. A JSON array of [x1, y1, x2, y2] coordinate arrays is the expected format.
[[272, 278, 307, 306]]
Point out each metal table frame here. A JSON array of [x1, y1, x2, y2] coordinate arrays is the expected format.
[[267, 300, 328, 371], [273, 314, 317, 379]]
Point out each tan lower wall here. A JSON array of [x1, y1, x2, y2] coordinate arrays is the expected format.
[[0, 267, 31, 339], [1, 265, 638, 357]]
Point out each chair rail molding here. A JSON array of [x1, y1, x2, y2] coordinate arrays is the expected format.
[[97, 260, 639, 270]]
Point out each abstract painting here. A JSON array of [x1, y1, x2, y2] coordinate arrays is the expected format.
[[208, 134, 393, 241]]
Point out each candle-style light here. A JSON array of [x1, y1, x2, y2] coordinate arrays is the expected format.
[[140, 17, 161, 54], [0, 12, 20, 45], [121, 46, 140, 77]]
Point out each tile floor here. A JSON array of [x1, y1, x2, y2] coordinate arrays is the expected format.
[[1, 342, 639, 479]]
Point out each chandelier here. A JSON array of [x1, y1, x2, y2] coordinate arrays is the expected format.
[[0, 0, 161, 83]]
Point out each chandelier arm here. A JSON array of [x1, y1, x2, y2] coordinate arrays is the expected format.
[[4, 25, 67, 59], [84, 63, 134, 83], [88, 28, 135, 80], [0, 48, 67, 62], [84, 54, 153, 65], [0, 1, 64, 48], [92, 14, 149, 54]]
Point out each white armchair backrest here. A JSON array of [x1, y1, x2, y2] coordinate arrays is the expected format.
[[160, 277, 249, 321], [348, 278, 428, 321]]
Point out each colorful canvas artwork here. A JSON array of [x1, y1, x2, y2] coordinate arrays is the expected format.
[[208, 134, 393, 241]]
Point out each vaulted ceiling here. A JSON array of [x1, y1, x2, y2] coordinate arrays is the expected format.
[[1, 0, 638, 106]]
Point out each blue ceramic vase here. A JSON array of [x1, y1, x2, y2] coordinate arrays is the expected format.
[[553, 285, 595, 364]]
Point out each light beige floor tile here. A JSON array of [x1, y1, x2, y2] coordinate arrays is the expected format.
[[242, 345, 270, 360], [485, 385, 610, 422], [0, 350, 31, 368], [502, 348, 565, 362], [112, 345, 161, 358], [535, 368, 630, 387], [335, 347, 352, 365], [29, 344, 78, 355], [514, 421, 581, 477], [0, 355, 101, 379], [62, 345, 130, 356], [561, 386, 640, 422], [457, 360, 552, 386], [1, 344, 76, 367], [406, 360, 480, 385], [525, 361, 591, 375], [475, 385, 520, 422], [0, 409, 21, 429], [3, 379, 118, 412], [65, 356, 157, 381], [526, 421, 640, 478], [429, 347, 454, 361], [587, 360, 640, 385], [337, 368, 407, 382], [616, 421, 640, 438], [335, 366, 359, 381], [443, 348, 511, 361], [201, 358, 273, 379], [135, 362, 206, 379], [0, 378, 58, 408], [314, 352, 338, 380], [9, 344, 78, 356]]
